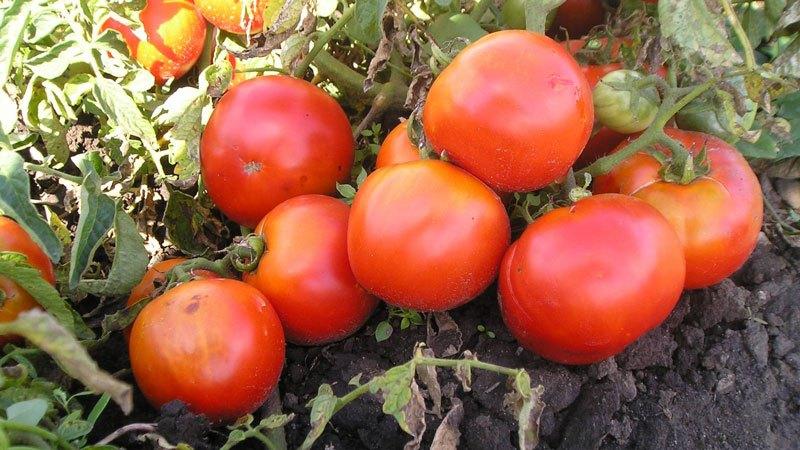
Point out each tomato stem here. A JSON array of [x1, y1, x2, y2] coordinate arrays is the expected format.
[[293, 4, 356, 78], [719, 0, 756, 70], [23, 163, 83, 184]]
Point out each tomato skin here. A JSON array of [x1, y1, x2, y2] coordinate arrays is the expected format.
[[0, 217, 56, 346], [101, 0, 206, 84], [244, 195, 378, 345], [196, 0, 267, 34], [552, 0, 605, 38], [423, 31, 594, 192], [200, 75, 355, 228], [375, 122, 420, 169], [347, 160, 511, 311], [129, 279, 285, 423], [499, 194, 686, 365], [594, 129, 763, 289]]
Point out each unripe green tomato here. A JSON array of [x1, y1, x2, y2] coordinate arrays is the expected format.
[[593, 70, 659, 134], [501, 0, 556, 30]]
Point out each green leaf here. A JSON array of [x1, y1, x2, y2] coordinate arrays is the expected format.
[[0, 0, 30, 87], [0, 89, 17, 135], [375, 320, 393, 342], [523, 0, 564, 33], [300, 384, 338, 450], [262, 0, 303, 33], [91, 77, 158, 151], [0, 151, 62, 262], [773, 35, 800, 77], [57, 410, 93, 441], [0, 310, 132, 414], [336, 183, 357, 201], [659, 0, 742, 69], [5, 398, 48, 426], [37, 102, 70, 164], [26, 40, 84, 80], [157, 87, 209, 184], [63, 74, 95, 106], [0, 252, 93, 339], [345, 0, 388, 46]]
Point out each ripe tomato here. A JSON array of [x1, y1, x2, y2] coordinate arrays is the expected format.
[[244, 195, 378, 345], [200, 75, 354, 228], [423, 31, 593, 192], [348, 160, 510, 311], [499, 194, 685, 365], [129, 279, 285, 423], [594, 129, 763, 289], [375, 122, 420, 169], [196, 0, 267, 34], [551, 0, 606, 38], [0, 217, 56, 346], [101, 0, 206, 84]]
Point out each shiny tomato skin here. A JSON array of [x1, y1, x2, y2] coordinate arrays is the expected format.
[[552, 0, 606, 38], [129, 279, 285, 423], [101, 0, 206, 84], [347, 160, 511, 311], [0, 217, 56, 346], [499, 194, 686, 365], [200, 75, 355, 228], [196, 0, 268, 34], [244, 195, 378, 345], [375, 122, 420, 169], [594, 129, 763, 289], [423, 31, 594, 192]]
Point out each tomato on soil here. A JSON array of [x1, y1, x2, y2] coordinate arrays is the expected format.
[[423, 30, 594, 192], [551, 0, 606, 38], [348, 160, 510, 311], [499, 194, 686, 365], [196, 0, 268, 34], [594, 129, 763, 289], [101, 0, 206, 84], [129, 278, 285, 423], [0, 217, 56, 346], [375, 122, 420, 169], [244, 195, 378, 345], [200, 75, 354, 228]]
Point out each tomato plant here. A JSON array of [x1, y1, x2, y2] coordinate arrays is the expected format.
[[499, 194, 686, 365], [593, 70, 660, 133], [244, 195, 378, 345], [101, 0, 206, 84], [129, 278, 285, 423], [423, 30, 594, 192], [200, 75, 355, 228], [375, 122, 420, 169], [196, 0, 268, 34], [594, 129, 763, 289], [348, 160, 510, 311]]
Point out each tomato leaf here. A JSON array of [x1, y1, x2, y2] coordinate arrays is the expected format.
[[5, 398, 49, 426], [163, 190, 212, 256], [26, 40, 84, 80], [659, 0, 742, 71], [0, 310, 132, 414], [0, 151, 63, 262], [300, 384, 338, 450], [523, 0, 564, 34], [346, 0, 388, 46], [374, 320, 393, 342], [91, 77, 158, 153], [262, 0, 303, 34], [0, 0, 30, 87], [156, 87, 210, 185]]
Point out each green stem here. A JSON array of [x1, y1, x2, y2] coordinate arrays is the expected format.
[[470, 0, 494, 21], [333, 381, 374, 414], [251, 431, 280, 450], [0, 421, 76, 450], [23, 163, 83, 184], [293, 5, 356, 78], [415, 356, 522, 377], [719, 0, 755, 70], [196, 24, 218, 75]]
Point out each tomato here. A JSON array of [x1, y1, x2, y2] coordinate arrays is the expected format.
[[375, 122, 420, 169], [594, 129, 763, 289], [101, 0, 206, 84], [0, 217, 56, 346], [196, 0, 268, 34], [244, 195, 378, 345], [200, 75, 354, 228], [347, 160, 510, 311], [129, 279, 285, 423], [593, 70, 659, 133], [499, 194, 686, 365], [563, 38, 666, 88], [226, 53, 256, 88], [551, 0, 606, 38], [423, 31, 594, 192], [574, 126, 627, 168]]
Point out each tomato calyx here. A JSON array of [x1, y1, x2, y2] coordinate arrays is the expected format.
[[650, 141, 711, 185]]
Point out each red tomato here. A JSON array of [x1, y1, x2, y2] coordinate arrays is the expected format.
[[196, 0, 268, 34], [200, 75, 355, 228], [0, 217, 56, 346], [552, 0, 606, 38], [347, 160, 510, 311], [423, 31, 594, 192], [101, 0, 206, 84], [500, 194, 685, 365], [244, 195, 378, 345], [375, 122, 420, 169], [129, 279, 285, 423], [594, 129, 763, 288]]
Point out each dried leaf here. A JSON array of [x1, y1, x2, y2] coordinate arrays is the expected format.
[[364, 4, 400, 92], [454, 350, 477, 392], [401, 380, 427, 450], [404, 29, 433, 109], [415, 347, 442, 417], [658, 0, 741, 70], [426, 311, 463, 358], [430, 398, 463, 450]]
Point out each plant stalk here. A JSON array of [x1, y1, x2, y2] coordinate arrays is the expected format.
[[293, 5, 356, 78], [719, 0, 756, 70]]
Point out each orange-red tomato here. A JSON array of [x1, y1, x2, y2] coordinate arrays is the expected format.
[[196, 0, 268, 34], [499, 194, 686, 365], [200, 76, 354, 228], [0, 217, 56, 346], [423, 31, 594, 192], [244, 195, 378, 345], [375, 122, 420, 169], [101, 0, 206, 84], [594, 129, 763, 289], [348, 160, 511, 311], [129, 279, 285, 423], [551, 0, 606, 38]]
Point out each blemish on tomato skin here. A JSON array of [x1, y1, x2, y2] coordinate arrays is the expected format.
[[184, 301, 200, 314], [244, 161, 263, 174]]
